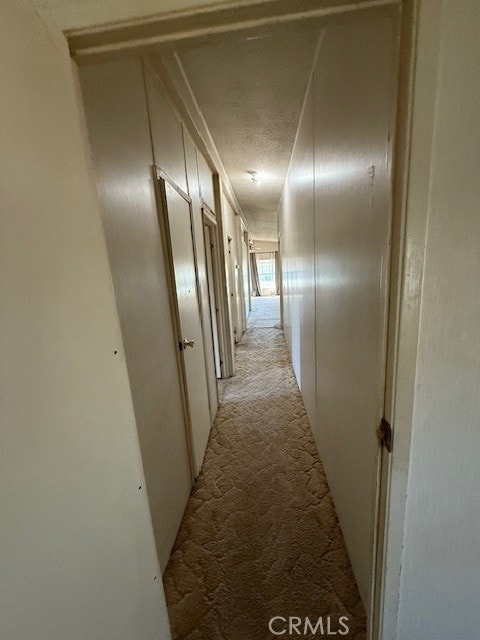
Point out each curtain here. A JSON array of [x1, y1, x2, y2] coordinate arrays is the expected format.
[[274, 251, 280, 295], [250, 252, 262, 296]]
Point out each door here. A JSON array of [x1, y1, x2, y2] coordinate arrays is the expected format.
[[157, 175, 212, 475], [204, 224, 222, 378], [234, 220, 247, 336], [241, 234, 250, 327], [226, 236, 238, 343]]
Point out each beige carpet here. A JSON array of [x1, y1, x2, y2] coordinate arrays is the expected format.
[[247, 295, 281, 328], [163, 300, 366, 639]]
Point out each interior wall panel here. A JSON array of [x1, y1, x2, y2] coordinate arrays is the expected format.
[[144, 62, 188, 194], [279, 86, 316, 430], [197, 152, 216, 212], [279, 11, 397, 609], [1, 3, 171, 638], [80, 58, 192, 571], [313, 15, 396, 607], [279, 181, 295, 363]]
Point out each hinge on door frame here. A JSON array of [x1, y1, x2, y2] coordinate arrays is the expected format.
[[377, 417, 393, 453]]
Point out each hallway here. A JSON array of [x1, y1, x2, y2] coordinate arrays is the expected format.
[[163, 298, 366, 639]]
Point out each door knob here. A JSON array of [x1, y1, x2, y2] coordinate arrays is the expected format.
[[183, 338, 195, 349]]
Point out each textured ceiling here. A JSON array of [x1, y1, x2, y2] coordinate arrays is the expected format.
[[177, 28, 320, 240]]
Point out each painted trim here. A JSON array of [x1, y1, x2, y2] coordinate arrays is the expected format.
[[201, 200, 217, 226], [213, 174, 235, 377], [156, 166, 191, 203], [67, 0, 400, 61], [202, 218, 223, 380], [379, 1, 442, 637], [369, 3, 410, 637]]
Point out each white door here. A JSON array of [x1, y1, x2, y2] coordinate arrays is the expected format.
[[159, 178, 212, 475], [226, 237, 238, 343], [204, 224, 222, 378], [241, 236, 250, 326]]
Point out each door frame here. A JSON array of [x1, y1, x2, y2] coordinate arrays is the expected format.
[[278, 232, 284, 329], [201, 204, 224, 379], [202, 187, 234, 378], [70, 2, 420, 636], [226, 235, 238, 343], [240, 229, 250, 330], [213, 174, 235, 376], [370, 2, 421, 638], [235, 218, 247, 335]]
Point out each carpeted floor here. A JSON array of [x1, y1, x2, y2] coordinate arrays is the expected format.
[[247, 295, 281, 328], [163, 297, 366, 639]]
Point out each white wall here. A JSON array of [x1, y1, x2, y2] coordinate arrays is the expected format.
[[0, 2, 171, 638], [313, 14, 396, 608], [251, 239, 279, 253], [79, 58, 193, 571], [395, 1, 480, 638], [279, 10, 398, 608], [280, 1, 480, 635], [197, 152, 216, 213], [279, 84, 316, 428]]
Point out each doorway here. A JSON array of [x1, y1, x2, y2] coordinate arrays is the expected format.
[[226, 236, 239, 343], [241, 231, 251, 327], [203, 221, 222, 379], [74, 2, 415, 636]]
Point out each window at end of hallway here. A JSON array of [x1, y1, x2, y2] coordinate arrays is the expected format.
[[257, 252, 276, 296]]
